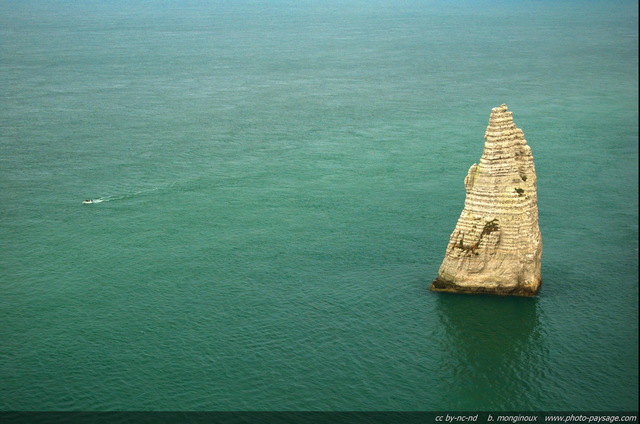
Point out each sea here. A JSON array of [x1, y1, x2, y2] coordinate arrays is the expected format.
[[1, 0, 637, 413]]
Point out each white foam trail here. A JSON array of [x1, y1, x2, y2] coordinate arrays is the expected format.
[[87, 186, 162, 204]]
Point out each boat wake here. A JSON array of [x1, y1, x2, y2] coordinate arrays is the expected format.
[[84, 187, 161, 205]]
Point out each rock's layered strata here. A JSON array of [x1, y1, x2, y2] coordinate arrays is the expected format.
[[431, 104, 542, 296]]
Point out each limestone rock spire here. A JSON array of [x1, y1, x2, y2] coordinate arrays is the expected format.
[[431, 104, 542, 296]]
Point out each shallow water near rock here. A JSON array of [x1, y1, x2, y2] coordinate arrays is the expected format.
[[1, 0, 637, 411]]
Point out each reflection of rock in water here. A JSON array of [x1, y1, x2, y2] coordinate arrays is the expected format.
[[434, 294, 547, 410]]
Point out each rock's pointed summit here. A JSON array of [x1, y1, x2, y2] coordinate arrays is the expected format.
[[431, 104, 542, 296]]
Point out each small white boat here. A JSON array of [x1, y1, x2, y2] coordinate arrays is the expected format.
[[82, 199, 93, 204]]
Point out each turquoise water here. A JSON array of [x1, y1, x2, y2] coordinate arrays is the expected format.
[[1, 0, 637, 412]]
